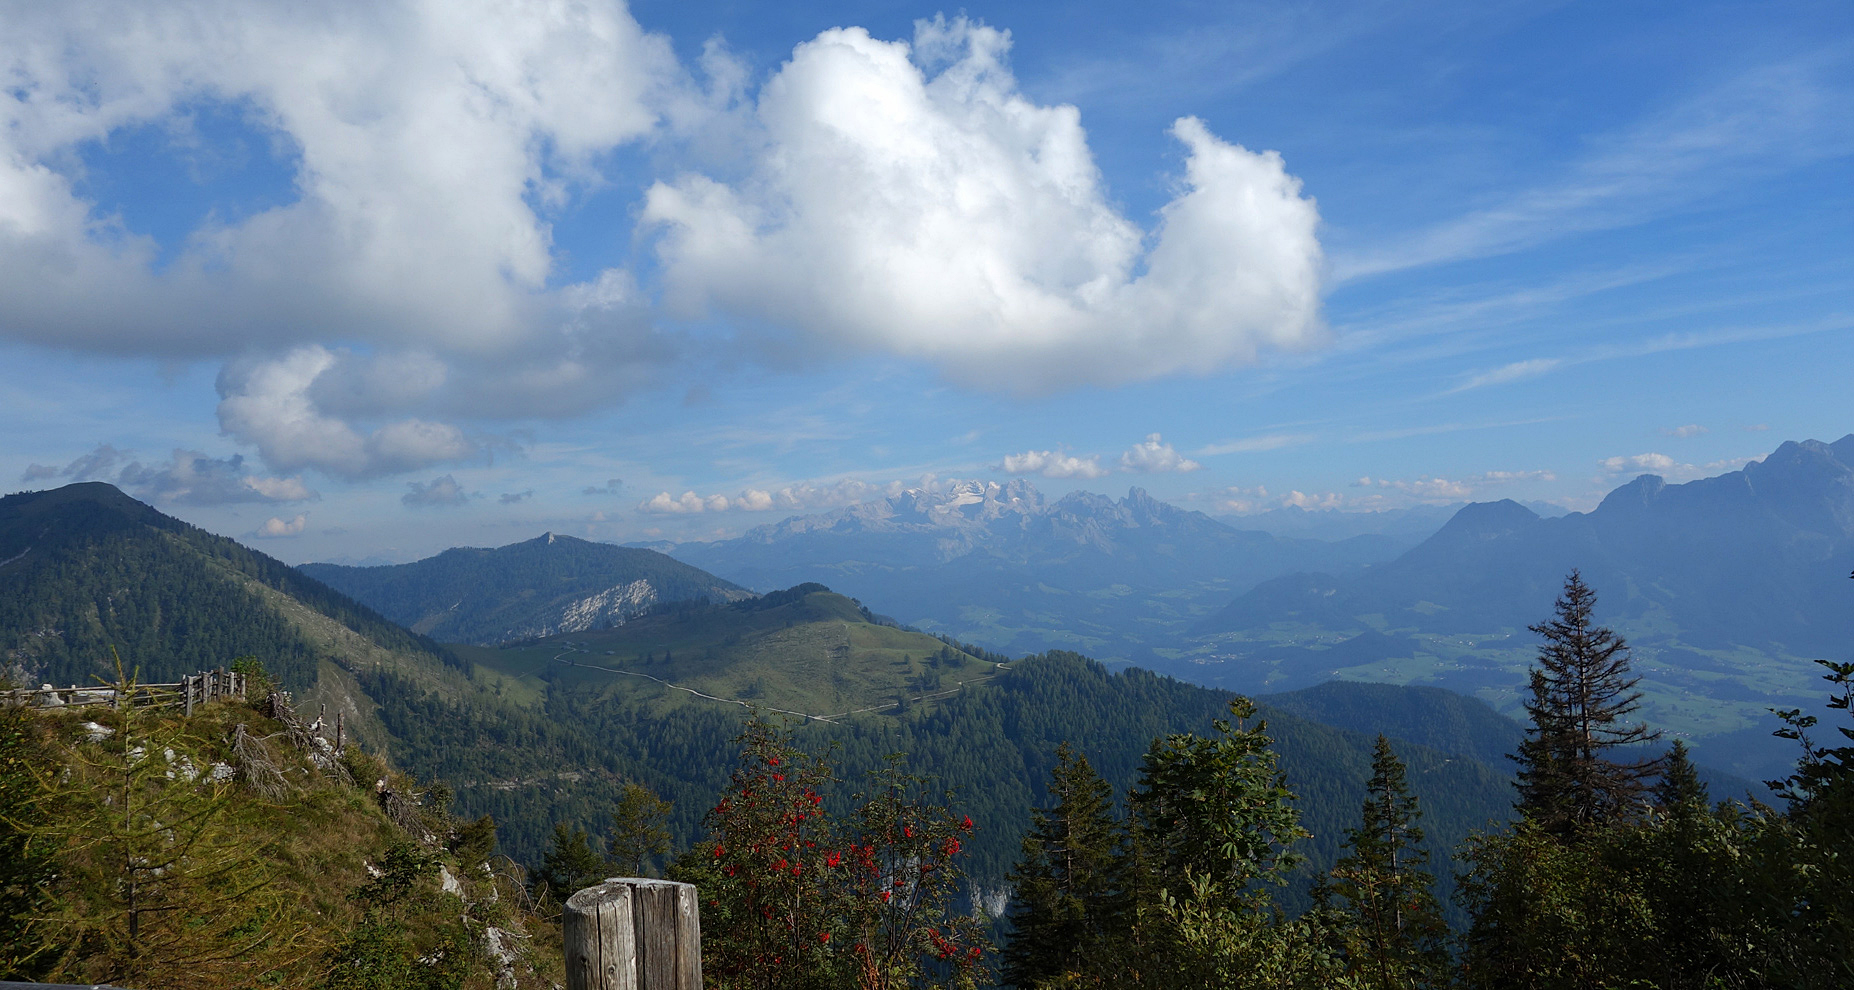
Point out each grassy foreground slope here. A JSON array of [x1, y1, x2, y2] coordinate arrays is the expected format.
[[1, 682, 557, 988]]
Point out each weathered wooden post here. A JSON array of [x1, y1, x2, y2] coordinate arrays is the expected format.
[[563, 878, 701, 990]]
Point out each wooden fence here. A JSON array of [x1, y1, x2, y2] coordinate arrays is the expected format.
[[0, 668, 246, 714]]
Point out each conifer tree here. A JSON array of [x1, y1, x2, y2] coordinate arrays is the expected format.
[[1514, 571, 1661, 834], [1651, 739, 1708, 813], [533, 824, 607, 903], [1002, 743, 1125, 988], [1317, 736, 1447, 989], [609, 782, 673, 877]]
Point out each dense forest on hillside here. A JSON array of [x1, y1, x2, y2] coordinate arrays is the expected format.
[[0, 484, 459, 691], [364, 649, 1512, 917]]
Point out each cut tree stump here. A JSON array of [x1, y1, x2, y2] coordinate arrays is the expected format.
[[564, 878, 701, 990]]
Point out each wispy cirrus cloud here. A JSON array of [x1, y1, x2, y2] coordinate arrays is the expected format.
[[1449, 358, 1561, 393], [1335, 58, 1854, 281], [1197, 432, 1317, 456]]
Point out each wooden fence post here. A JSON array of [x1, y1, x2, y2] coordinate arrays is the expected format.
[[563, 878, 701, 990]]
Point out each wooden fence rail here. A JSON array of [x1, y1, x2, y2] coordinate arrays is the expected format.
[[0, 668, 246, 713]]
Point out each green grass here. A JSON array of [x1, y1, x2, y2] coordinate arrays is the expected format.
[[458, 590, 1006, 721]]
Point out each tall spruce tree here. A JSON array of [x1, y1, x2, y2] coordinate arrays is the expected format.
[[1317, 736, 1447, 988], [1513, 571, 1661, 834], [1651, 739, 1708, 813], [1002, 743, 1124, 989]]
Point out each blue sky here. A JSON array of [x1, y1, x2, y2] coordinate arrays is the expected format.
[[2, 0, 1850, 563]]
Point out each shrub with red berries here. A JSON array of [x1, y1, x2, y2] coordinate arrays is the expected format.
[[673, 716, 988, 990]]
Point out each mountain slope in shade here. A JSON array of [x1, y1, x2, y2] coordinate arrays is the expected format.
[[661, 479, 1414, 660], [1184, 435, 1854, 781], [1201, 435, 1854, 650], [300, 533, 752, 646]]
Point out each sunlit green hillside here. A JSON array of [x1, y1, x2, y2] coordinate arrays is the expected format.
[[451, 584, 1004, 720]]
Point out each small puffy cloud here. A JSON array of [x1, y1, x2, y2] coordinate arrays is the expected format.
[[401, 474, 473, 508], [582, 479, 625, 496], [253, 513, 308, 538], [1452, 358, 1561, 392], [22, 444, 317, 505], [1599, 453, 1760, 480], [1280, 490, 1344, 510], [644, 17, 1324, 391], [499, 490, 534, 505], [640, 491, 733, 514], [638, 475, 948, 515], [1599, 452, 1681, 474], [1660, 424, 1708, 438], [1118, 434, 1201, 474], [1744, 423, 1770, 431], [998, 450, 1110, 479]]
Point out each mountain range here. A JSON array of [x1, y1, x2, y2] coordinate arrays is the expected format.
[[1177, 435, 1854, 781], [661, 479, 1416, 660], [0, 481, 1541, 901]]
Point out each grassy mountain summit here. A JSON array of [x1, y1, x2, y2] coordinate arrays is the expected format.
[[453, 584, 1002, 720], [300, 532, 751, 646]]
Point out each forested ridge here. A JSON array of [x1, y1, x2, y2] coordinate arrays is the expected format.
[[0, 484, 461, 691], [300, 532, 750, 645]]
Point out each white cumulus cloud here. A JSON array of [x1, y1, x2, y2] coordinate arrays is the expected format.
[[1, 0, 680, 473], [643, 16, 1324, 391], [1660, 424, 1708, 438], [1118, 434, 1202, 474], [216, 347, 478, 479]]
